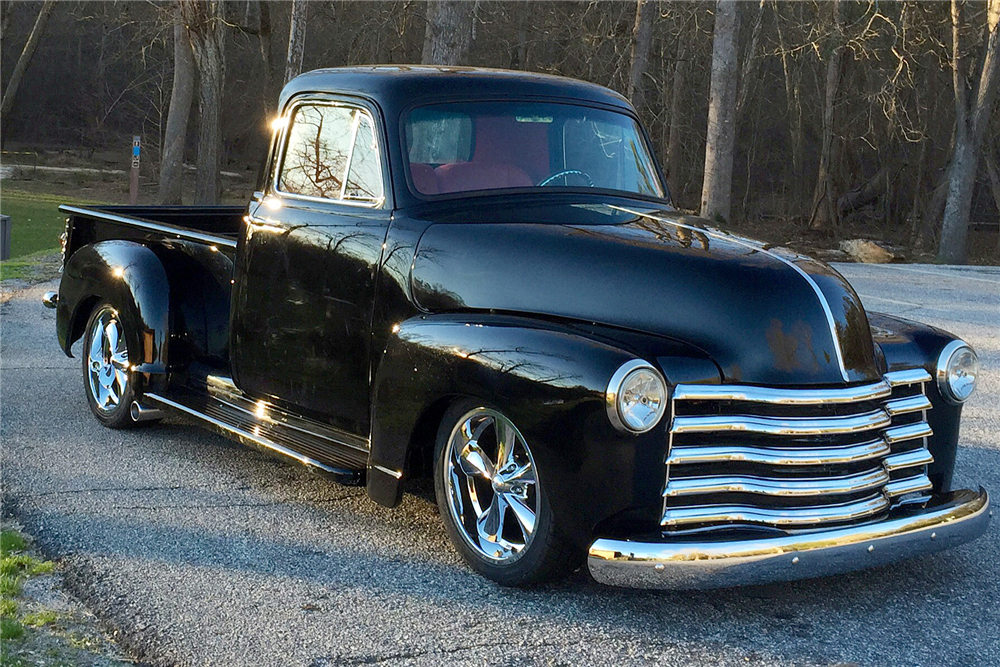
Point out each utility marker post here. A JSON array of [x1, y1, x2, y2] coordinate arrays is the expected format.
[[129, 136, 141, 204]]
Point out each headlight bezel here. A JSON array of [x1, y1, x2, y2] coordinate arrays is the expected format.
[[606, 359, 668, 434], [936, 340, 979, 405]]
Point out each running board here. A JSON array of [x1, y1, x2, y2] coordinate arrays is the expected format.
[[144, 388, 367, 485]]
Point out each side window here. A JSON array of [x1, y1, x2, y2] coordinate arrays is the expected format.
[[344, 113, 383, 202], [278, 103, 383, 204]]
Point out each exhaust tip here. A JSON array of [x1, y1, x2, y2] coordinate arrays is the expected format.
[[41, 291, 59, 309], [130, 400, 164, 422]]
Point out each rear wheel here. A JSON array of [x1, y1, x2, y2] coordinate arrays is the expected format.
[[434, 399, 581, 586], [82, 303, 141, 428]]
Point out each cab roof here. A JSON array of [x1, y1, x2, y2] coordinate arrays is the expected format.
[[278, 65, 633, 114]]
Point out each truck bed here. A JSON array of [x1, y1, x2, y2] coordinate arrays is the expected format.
[[59, 204, 245, 259]]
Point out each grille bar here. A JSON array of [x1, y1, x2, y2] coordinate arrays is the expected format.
[[666, 438, 889, 467], [663, 468, 889, 498], [662, 369, 934, 530], [886, 475, 934, 497], [671, 409, 892, 436], [883, 448, 935, 472], [661, 494, 891, 528]]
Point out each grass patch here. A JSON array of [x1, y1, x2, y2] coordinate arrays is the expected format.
[[22, 610, 60, 628], [0, 188, 99, 260], [1, 616, 24, 641], [1, 531, 27, 553], [1, 597, 17, 617]]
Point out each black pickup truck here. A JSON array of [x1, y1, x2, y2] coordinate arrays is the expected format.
[[45, 66, 989, 589]]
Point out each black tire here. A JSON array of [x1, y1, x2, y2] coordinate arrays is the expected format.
[[433, 398, 582, 586], [81, 302, 144, 429]]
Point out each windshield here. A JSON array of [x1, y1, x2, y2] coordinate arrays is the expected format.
[[404, 101, 665, 199]]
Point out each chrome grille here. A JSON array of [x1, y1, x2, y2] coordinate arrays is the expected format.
[[662, 369, 934, 530]]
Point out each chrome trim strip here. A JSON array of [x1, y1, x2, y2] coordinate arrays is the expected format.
[[58, 205, 239, 249], [884, 394, 933, 416], [885, 474, 934, 497], [671, 409, 891, 436], [666, 438, 889, 467], [672, 380, 891, 405], [663, 468, 889, 499], [610, 205, 850, 382], [883, 422, 933, 445], [145, 392, 350, 476], [597, 488, 990, 589], [661, 493, 890, 528], [884, 368, 932, 386], [883, 448, 934, 472]]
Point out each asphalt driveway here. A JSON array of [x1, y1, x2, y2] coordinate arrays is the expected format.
[[2, 263, 998, 666]]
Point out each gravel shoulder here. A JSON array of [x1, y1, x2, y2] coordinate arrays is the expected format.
[[1, 265, 998, 667]]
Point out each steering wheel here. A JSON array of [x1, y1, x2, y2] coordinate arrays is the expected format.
[[538, 169, 595, 187]]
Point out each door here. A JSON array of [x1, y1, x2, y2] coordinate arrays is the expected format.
[[232, 98, 390, 436]]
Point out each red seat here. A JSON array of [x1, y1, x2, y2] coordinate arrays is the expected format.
[[434, 162, 533, 194], [410, 162, 439, 195]]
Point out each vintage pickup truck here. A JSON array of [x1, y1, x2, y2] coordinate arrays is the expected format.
[[45, 66, 989, 589]]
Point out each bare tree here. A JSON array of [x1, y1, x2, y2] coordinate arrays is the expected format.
[[700, 0, 741, 222], [159, 3, 196, 205], [180, 0, 225, 205], [421, 1, 474, 65], [775, 1, 804, 212], [627, 0, 656, 114], [1, 1, 13, 41], [666, 35, 687, 191], [938, 0, 1000, 263], [284, 0, 308, 85], [808, 0, 846, 231], [1, 0, 56, 121]]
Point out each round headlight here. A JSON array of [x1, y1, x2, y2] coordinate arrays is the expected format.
[[936, 341, 980, 404], [606, 360, 668, 433]]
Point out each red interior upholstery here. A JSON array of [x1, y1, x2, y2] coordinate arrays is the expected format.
[[409, 115, 550, 195], [434, 162, 533, 194], [410, 162, 438, 194]]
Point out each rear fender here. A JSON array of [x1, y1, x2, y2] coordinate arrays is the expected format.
[[58, 240, 170, 375]]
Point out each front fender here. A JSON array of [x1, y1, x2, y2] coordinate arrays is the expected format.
[[57, 240, 170, 375], [367, 313, 671, 545]]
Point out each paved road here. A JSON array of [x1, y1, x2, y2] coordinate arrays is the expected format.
[[2, 264, 998, 667]]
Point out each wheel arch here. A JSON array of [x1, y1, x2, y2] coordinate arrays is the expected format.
[[57, 240, 171, 376]]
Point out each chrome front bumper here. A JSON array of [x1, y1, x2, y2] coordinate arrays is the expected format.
[[588, 488, 990, 590]]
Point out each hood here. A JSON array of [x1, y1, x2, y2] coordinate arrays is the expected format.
[[410, 201, 879, 386]]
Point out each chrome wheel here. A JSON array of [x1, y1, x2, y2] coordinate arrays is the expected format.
[[444, 407, 538, 562], [86, 306, 130, 414]]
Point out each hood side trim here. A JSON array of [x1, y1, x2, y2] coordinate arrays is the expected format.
[[610, 206, 850, 382]]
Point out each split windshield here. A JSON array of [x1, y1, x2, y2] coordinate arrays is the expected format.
[[403, 101, 665, 199]]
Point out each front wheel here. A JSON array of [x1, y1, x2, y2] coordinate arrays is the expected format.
[[434, 399, 582, 586], [82, 303, 142, 428]]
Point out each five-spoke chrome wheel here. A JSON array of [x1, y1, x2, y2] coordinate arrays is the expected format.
[[443, 407, 539, 562], [86, 306, 130, 413]]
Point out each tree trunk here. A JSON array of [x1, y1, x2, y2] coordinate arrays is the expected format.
[[984, 142, 1000, 217], [159, 5, 196, 205], [700, 0, 740, 223], [627, 0, 656, 114], [181, 0, 226, 205], [775, 2, 804, 213], [938, 0, 1000, 263], [0, 0, 56, 120], [421, 1, 474, 66], [284, 0, 308, 85], [0, 2, 13, 42], [666, 37, 687, 192], [736, 0, 766, 119], [808, 0, 845, 231]]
